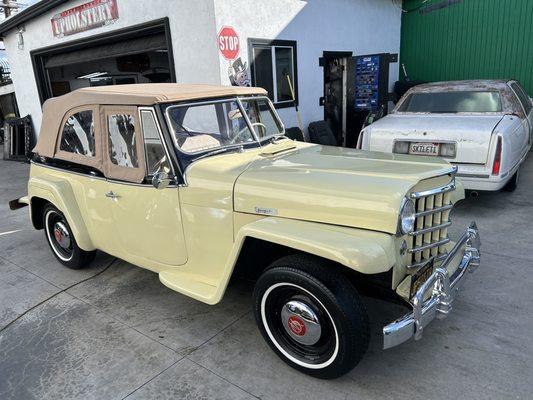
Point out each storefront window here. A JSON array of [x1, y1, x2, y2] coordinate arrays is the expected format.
[[250, 39, 297, 108]]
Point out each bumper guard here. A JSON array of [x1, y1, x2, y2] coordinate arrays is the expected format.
[[383, 221, 481, 349]]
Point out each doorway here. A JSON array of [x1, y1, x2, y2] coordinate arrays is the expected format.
[[31, 19, 175, 103]]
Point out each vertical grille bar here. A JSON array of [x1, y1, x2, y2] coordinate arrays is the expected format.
[[407, 179, 455, 270]]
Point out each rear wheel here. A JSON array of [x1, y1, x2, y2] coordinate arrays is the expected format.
[[43, 204, 96, 269], [253, 255, 369, 379], [502, 168, 519, 192]]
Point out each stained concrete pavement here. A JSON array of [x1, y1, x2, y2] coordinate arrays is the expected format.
[[0, 153, 532, 399]]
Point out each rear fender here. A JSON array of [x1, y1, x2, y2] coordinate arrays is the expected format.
[[29, 175, 95, 251]]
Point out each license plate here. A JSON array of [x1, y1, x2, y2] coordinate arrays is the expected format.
[[409, 142, 440, 156], [410, 260, 434, 299]]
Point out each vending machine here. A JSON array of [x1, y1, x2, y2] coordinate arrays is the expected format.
[[320, 52, 397, 148]]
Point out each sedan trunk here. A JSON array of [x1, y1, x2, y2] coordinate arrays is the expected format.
[[368, 114, 504, 164]]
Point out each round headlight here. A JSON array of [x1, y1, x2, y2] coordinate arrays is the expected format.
[[399, 198, 416, 235]]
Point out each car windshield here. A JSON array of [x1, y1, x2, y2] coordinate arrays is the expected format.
[[398, 91, 502, 113], [165, 97, 284, 154]]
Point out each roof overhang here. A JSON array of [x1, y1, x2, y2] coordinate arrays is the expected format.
[[0, 0, 69, 37]]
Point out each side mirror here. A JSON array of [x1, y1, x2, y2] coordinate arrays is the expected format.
[[152, 171, 173, 190]]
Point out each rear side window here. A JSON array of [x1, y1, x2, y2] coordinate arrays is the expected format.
[[107, 113, 139, 168], [59, 110, 95, 156], [511, 82, 532, 115]]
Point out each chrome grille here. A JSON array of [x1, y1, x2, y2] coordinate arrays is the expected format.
[[407, 181, 455, 270]]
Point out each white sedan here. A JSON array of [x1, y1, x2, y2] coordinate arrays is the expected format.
[[358, 80, 533, 191]]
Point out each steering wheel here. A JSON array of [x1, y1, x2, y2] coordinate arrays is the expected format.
[[230, 123, 267, 144]]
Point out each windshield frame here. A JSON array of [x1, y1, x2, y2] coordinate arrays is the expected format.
[[393, 90, 506, 115], [164, 95, 285, 157]]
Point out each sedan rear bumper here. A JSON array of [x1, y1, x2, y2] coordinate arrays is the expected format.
[[382, 222, 481, 349]]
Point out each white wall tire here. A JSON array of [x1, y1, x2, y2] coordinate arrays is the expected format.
[[43, 204, 96, 269], [253, 255, 369, 379]]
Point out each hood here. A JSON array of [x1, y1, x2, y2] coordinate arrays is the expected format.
[[234, 143, 454, 234], [367, 114, 504, 164]]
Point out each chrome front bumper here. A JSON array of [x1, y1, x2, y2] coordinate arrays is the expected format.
[[383, 222, 481, 350]]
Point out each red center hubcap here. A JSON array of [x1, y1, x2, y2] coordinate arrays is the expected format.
[[287, 316, 306, 336], [54, 229, 62, 242]]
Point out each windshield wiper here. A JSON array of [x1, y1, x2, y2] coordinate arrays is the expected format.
[[264, 134, 288, 144]]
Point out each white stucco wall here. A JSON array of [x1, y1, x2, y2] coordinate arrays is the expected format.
[[214, 0, 402, 130], [2, 0, 401, 136], [2, 0, 221, 133], [0, 82, 15, 96]]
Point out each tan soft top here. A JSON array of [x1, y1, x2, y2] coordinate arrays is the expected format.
[[34, 84, 267, 158]]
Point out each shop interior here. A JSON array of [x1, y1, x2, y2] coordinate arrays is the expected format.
[[44, 34, 171, 97]]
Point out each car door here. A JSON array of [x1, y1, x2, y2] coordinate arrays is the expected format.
[[516, 83, 533, 141], [102, 105, 187, 268], [510, 82, 533, 150]]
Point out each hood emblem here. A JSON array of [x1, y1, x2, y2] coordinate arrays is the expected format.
[[254, 207, 278, 216]]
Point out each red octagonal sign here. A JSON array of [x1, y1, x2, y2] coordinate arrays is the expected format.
[[218, 26, 240, 60]]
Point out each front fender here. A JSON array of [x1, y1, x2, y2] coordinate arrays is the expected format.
[[207, 217, 397, 304], [235, 218, 397, 273], [29, 175, 95, 251]]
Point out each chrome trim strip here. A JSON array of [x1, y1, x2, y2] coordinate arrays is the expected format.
[[409, 221, 452, 236], [410, 181, 455, 199], [408, 237, 450, 253], [415, 204, 453, 217], [456, 173, 490, 179], [407, 252, 448, 271], [383, 221, 481, 349]]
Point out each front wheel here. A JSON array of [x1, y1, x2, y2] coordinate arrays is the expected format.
[[43, 204, 96, 269], [253, 255, 369, 379]]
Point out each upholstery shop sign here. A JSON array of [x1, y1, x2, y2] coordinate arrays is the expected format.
[[51, 0, 119, 38]]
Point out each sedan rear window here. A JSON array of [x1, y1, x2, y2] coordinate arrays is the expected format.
[[398, 91, 502, 113]]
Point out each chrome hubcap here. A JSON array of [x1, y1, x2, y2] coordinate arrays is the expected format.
[[53, 222, 71, 250], [280, 300, 322, 345]]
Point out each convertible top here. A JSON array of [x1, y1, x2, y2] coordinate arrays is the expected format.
[[34, 84, 267, 159], [42, 83, 267, 110]]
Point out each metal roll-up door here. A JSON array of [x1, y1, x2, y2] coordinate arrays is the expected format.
[[45, 33, 167, 69]]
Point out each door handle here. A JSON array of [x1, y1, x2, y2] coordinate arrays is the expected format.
[[105, 191, 120, 199]]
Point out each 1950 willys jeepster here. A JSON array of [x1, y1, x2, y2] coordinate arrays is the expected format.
[[11, 84, 481, 379]]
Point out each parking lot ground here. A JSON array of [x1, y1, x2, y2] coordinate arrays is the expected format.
[[1, 152, 532, 400]]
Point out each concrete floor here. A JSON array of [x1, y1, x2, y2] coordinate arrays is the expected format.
[[0, 152, 532, 400]]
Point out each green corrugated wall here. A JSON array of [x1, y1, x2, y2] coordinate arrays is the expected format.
[[400, 0, 533, 95]]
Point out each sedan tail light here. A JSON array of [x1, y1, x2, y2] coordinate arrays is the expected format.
[[492, 137, 502, 175]]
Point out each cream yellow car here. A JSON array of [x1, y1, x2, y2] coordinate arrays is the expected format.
[[10, 84, 481, 379]]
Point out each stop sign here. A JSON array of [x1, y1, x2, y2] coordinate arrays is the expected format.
[[217, 26, 240, 60]]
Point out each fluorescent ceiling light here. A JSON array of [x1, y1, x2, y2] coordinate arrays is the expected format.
[[77, 71, 109, 79]]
